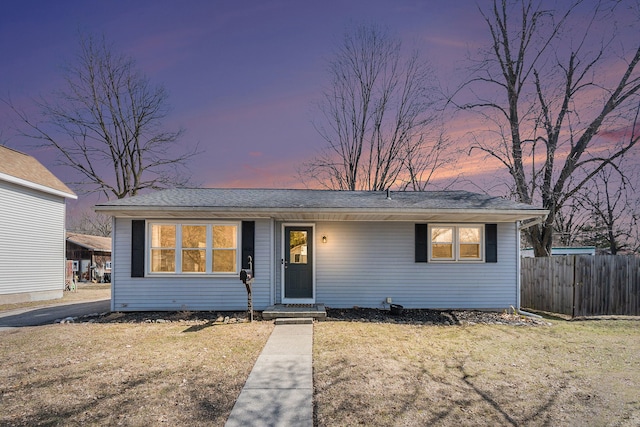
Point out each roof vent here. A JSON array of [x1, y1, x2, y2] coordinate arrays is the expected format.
[[386, 188, 391, 200]]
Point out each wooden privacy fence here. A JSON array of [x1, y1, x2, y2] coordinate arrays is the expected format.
[[521, 255, 640, 317]]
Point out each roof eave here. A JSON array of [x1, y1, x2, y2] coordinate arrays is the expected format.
[[66, 240, 111, 252], [0, 172, 77, 199], [94, 205, 548, 222]]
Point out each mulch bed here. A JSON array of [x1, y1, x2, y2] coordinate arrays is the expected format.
[[82, 310, 257, 325], [78, 307, 550, 326], [325, 307, 551, 326]]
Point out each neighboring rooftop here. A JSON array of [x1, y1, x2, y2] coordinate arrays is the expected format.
[[95, 188, 548, 222], [0, 145, 76, 198], [66, 232, 112, 252]]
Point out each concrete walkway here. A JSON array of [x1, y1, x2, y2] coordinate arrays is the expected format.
[[225, 320, 313, 427]]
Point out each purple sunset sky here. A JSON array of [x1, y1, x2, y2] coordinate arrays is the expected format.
[[1, 1, 636, 216]]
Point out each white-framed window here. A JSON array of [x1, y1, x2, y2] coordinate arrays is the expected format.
[[212, 225, 238, 273], [150, 224, 177, 272], [429, 224, 484, 262], [148, 222, 239, 274], [182, 225, 207, 273]]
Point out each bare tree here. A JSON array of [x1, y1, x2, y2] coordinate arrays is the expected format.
[[455, 0, 640, 256], [6, 33, 197, 199], [573, 161, 638, 254], [553, 199, 591, 247], [400, 131, 459, 191], [304, 24, 447, 191], [68, 210, 113, 237]]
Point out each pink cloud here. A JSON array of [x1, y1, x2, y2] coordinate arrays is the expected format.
[[203, 156, 309, 189]]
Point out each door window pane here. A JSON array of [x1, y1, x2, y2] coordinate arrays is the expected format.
[[290, 231, 308, 264]]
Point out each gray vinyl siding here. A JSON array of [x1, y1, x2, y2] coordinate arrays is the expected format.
[[0, 180, 66, 300], [112, 217, 518, 311], [112, 217, 272, 311], [314, 221, 518, 309]]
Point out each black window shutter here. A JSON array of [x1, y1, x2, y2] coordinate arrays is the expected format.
[[485, 223, 498, 263], [415, 223, 428, 263], [131, 220, 145, 277], [241, 221, 255, 273]]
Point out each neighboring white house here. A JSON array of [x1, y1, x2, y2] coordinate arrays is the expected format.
[[521, 246, 596, 258], [0, 146, 77, 304], [95, 188, 548, 312]]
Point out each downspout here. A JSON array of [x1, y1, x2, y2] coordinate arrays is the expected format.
[[110, 216, 116, 312], [63, 203, 67, 296], [516, 220, 521, 311]]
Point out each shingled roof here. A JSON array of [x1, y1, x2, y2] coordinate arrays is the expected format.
[[66, 232, 112, 252], [95, 188, 547, 223], [0, 146, 76, 199]]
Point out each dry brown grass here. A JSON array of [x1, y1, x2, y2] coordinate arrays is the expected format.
[[3, 290, 639, 427], [0, 283, 111, 312], [0, 321, 273, 426], [314, 319, 640, 426]]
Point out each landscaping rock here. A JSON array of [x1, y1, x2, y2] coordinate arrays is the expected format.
[[89, 308, 548, 326], [325, 307, 550, 326]]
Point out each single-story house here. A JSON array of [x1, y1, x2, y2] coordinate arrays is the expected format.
[[95, 188, 547, 312], [66, 232, 112, 282], [0, 146, 77, 304]]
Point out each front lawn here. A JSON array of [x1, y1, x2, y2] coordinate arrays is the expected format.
[[2, 313, 638, 426], [0, 320, 273, 426], [314, 318, 640, 426]]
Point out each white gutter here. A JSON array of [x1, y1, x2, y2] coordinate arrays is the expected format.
[[519, 215, 547, 230], [95, 205, 548, 216], [0, 172, 77, 199], [94, 207, 549, 224]]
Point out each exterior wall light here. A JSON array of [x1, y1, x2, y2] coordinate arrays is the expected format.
[[322, 235, 327, 243]]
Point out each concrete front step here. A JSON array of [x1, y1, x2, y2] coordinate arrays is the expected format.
[[274, 317, 314, 325], [262, 304, 326, 321]]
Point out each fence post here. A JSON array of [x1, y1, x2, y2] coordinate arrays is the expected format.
[[572, 255, 576, 318]]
